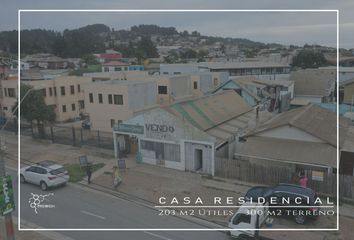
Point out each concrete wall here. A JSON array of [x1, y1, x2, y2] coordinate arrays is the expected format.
[[169, 75, 192, 99], [84, 83, 131, 131], [160, 64, 206, 75], [343, 82, 354, 104], [127, 81, 157, 111]]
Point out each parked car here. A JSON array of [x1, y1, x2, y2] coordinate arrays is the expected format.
[[245, 183, 320, 224], [20, 160, 69, 190], [81, 119, 91, 129]]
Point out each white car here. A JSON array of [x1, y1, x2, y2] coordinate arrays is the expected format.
[[20, 160, 70, 190]]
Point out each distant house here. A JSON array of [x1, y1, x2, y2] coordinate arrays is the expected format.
[[94, 50, 122, 63], [290, 69, 336, 105], [214, 76, 294, 112], [236, 104, 351, 175], [22, 54, 68, 69], [340, 78, 354, 105], [160, 61, 291, 80], [102, 61, 129, 72]]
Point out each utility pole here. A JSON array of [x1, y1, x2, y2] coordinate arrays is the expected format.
[[0, 145, 15, 240]]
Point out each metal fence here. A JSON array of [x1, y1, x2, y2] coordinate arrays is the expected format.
[[23, 123, 114, 150], [215, 158, 354, 200]]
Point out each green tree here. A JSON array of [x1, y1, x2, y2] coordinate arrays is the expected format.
[[20, 84, 56, 137], [137, 36, 159, 58], [82, 54, 99, 65], [292, 49, 328, 69]]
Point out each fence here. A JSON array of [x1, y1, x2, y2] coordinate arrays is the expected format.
[[215, 158, 354, 200], [25, 124, 114, 150]]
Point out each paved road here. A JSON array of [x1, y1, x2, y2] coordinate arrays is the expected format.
[[9, 168, 231, 240]]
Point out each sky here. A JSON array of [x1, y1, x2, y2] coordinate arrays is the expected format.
[[1, 0, 353, 48]]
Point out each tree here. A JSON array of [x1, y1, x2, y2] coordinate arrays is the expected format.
[[19, 84, 56, 137], [137, 36, 159, 58], [292, 49, 328, 69], [82, 54, 99, 65]]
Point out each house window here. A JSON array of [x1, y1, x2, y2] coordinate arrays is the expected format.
[[70, 85, 75, 95], [78, 100, 85, 109], [4, 88, 7, 97], [213, 78, 218, 86], [193, 81, 198, 89], [108, 94, 113, 104], [62, 105, 67, 113], [60, 86, 65, 96], [8, 88, 16, 98], [77, 84, 81, 92], [89, 93, 93, 103], [104, 67, 109, 72], [98, 93, 103, 104], [41, 88, 46, 97], [114, 67, 122, 71], [54, 87, 57, 96], [110, 119, 115, 128], [173, 72, 181, 75], [71, 103, 76, 111], [3, 107, 8, 111], [49, 87, 53, 96], [113, 94, 123, 105], [117, 120, 122, 124], [158, 86, 167, 94]]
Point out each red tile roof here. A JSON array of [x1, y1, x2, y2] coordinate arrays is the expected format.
[[102, 61, 129, 66]]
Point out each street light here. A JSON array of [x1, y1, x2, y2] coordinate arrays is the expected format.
[[0, 84, 44, 240]]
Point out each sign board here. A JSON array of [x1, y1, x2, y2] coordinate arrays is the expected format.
[[312, 171, 324, 181], [117, 159, 126, 169], [113, 124, 144, 135], [0, 175, 15, 215], [79, 155, 89, 167]]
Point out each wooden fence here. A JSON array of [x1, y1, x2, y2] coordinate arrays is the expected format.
[[215, 158, 354, 200]]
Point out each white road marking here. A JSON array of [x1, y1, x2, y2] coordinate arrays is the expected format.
[[144, 231, 173, 240], [80, 210, 106, 220]]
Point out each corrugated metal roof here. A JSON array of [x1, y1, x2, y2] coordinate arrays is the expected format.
[[247, 104, 351, 147], [167, 91, 252, 131], [237, 136, 336, 168]]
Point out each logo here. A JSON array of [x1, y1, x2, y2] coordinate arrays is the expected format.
[[29, 193, 55, 214]]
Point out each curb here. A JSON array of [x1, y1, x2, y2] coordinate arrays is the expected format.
[[14, 217, 75, 240], [70, 181, 228, 230]]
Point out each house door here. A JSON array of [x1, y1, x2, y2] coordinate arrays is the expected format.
[[194, 149, 203, 171]]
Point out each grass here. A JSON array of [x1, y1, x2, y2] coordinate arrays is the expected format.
[[64, 163, 105, 182]]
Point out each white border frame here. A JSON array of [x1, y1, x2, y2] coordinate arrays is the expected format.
[[18, 9, 339, 232]]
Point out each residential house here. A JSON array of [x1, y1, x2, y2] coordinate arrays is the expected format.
[[340, 78, 354, 105], [290, 69, 336, 105], [236, 104, 351, 176], [94, 49, 122, 63], [113, 91, 260, 174]]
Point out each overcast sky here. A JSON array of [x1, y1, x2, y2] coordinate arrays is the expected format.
[[1, 0, 353, 48]]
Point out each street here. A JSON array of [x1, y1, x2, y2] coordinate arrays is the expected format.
[[8, 168, 232, 240]]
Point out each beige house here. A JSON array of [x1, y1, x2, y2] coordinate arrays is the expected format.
[[155, 72, 228, 105], [27, 76, 93, 121], [341, 78, 354, 105], [84, 80, 158, 132], [0, 78, 18, 117]]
